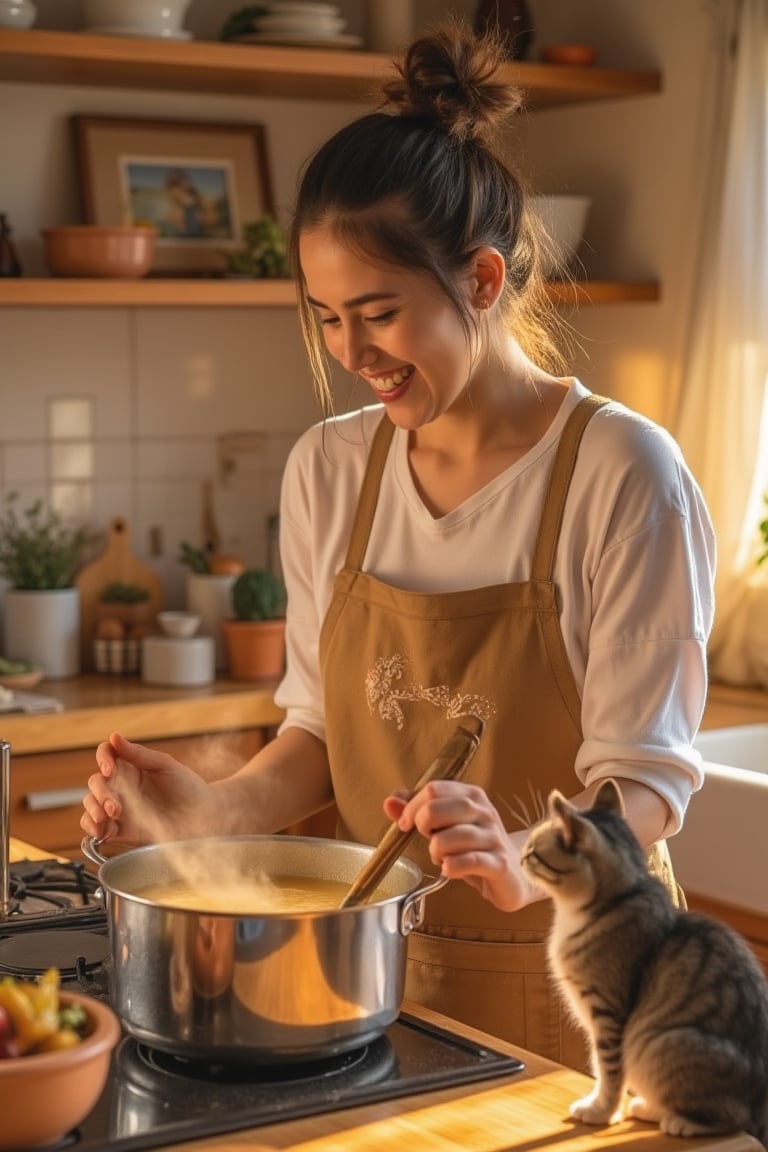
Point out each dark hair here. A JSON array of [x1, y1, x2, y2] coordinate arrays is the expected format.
[[291, 19, 568, 410]]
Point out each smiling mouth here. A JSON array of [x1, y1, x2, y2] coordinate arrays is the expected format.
[[365, 365, 415, 393]]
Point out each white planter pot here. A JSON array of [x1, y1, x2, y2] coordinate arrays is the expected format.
[[185, 573, 235, 672], [4, 587, 81, 679]]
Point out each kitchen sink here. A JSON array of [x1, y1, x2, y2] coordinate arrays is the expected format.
[[670, 725, 768, 915]]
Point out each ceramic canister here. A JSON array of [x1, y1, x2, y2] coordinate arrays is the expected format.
[[141, 635, 214, 686]]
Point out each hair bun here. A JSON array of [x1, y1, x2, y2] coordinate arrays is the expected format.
[[381, 20, 524, 143]]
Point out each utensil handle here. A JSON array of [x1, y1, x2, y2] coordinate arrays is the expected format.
[[339, 716, 484, 909]]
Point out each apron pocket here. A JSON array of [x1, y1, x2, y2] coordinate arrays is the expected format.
[[405, 930, 590, 1072]]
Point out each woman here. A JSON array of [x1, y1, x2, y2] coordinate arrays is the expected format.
[[81, 21, 715, 1068]]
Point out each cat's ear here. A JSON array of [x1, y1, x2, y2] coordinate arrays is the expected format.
[[593, 778, 626, 817], [549, 789, 579, 848]]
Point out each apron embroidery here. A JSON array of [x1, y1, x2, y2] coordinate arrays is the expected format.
[[365, 652, 498, 729]]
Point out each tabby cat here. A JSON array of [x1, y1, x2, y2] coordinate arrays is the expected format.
[[521, 778, 768, 1145]]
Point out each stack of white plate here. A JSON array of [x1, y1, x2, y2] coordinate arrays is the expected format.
[[234, 1, 362, 49]]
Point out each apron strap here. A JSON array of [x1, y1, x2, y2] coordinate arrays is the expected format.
[[345, 415, 396, 570], [531, 394, 609, 582], [345, 394, 609, 578]]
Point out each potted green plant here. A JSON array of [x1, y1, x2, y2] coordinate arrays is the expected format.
[[758, 494, 768, 566], [223, 214, 289, 279], [0, 492, 99, 678], [221, 568, 286, 680]]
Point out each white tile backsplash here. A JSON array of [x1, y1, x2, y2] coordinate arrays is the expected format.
[[49, 442, 95, 480], [4, 442, 47, 485], [48, 397, 94, 439], [134, 310, 317, 435], [0, 306, 322, 608]]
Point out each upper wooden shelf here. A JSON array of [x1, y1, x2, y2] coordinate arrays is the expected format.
[[0, 279, 660, 307], [0, 28, 661, 107]]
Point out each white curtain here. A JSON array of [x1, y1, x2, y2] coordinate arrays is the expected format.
[[675, 0, 768, 685]]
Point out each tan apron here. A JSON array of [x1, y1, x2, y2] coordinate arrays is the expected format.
[[319, 394, 680, 1071]]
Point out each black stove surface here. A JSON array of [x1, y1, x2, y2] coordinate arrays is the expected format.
[[1, 859, 525, 1152], [72, 1012, 524, 1152]]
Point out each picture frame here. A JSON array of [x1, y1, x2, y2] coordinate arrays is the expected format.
[[73, 116, 276, 276]]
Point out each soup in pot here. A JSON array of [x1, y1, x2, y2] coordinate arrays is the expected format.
[[137, 874, 385, 914]]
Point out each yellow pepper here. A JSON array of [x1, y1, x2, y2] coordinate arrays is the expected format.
[[35, 1027, 81, 1052], [0, 980, 39, 1054], [0, 968, 68, 1055]]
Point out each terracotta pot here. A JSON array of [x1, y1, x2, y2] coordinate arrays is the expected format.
[[222, 618, 286, 681]]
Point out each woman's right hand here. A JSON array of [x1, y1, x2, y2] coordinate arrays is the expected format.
[[80, 731, 212, 846]]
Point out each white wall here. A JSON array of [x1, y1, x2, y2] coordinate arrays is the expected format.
[[0, 0, 720, 607]]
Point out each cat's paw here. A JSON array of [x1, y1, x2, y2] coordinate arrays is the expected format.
[[628, 1096, 661, 1123], [569, 1093, 622, 1126], [661, 1113, 716, 1138]]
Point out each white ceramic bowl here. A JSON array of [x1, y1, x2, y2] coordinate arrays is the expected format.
[[82, 0, 190, 36], [158, 611, 201, 639], [529, 194, 591, 276], [0, 1, 37, 29]]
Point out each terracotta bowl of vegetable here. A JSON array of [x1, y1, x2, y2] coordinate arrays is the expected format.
[[0, 972, 120, 1150]]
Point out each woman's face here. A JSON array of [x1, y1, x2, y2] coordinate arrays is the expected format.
[[299, 226, 478, 429]]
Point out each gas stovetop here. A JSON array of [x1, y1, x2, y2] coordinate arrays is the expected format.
[[1, 857, 525, 1152]]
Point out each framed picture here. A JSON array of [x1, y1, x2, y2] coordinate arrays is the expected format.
[[73, 116, 275, 276]]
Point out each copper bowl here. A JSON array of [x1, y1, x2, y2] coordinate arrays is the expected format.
[[42, 225, 156, 278], [539, 44, 597, 67], [0, 991, 120, 1150]]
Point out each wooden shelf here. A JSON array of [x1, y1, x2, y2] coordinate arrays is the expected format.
[[0, 28, 661, 108], [0, 30, 662, 311], [0, 279, 660, 308]]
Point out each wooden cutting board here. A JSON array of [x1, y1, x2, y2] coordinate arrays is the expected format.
[[75, 516, 164, 670]]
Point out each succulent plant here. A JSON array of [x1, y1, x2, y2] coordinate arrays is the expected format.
[[231, 568, 286, 621]]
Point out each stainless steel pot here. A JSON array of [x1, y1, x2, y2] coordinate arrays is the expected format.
[[82, 834, 445, 1062]]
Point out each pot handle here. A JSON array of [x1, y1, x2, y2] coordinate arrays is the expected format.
[[400, 873, 449, 935], [80, 835, 110, 867]]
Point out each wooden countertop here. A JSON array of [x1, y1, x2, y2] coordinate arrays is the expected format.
[[703, 681, 768, 730], [115, 1007, 764, 1152], [0, 674, 285, 754]]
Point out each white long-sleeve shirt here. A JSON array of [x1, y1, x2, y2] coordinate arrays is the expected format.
[[275, 380, 716, 835]]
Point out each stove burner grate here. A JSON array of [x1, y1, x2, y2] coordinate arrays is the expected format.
[[134, 1035, 386, 1085], [11, 859, 100, 903], [1, 858, 108, 935], [0, 929, 110, 981]]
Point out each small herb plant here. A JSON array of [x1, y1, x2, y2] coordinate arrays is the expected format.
[[99, 582, 150, 603], [224, 215, 289, 279], [219, 5, 269, 40], [231, 568, 286, 621], [178, 540, 245, 576], [178, 540, 210, 574], [0, 493, 98, 590]]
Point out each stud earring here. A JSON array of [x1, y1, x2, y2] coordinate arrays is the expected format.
[[477, 298, 490, 310]]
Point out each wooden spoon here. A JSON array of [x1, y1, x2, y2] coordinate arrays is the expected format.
[[339, 715, 485, 909]]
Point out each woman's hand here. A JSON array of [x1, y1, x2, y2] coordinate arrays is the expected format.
[[80, 731, 213, 846], [383, 781, 541, 912]]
